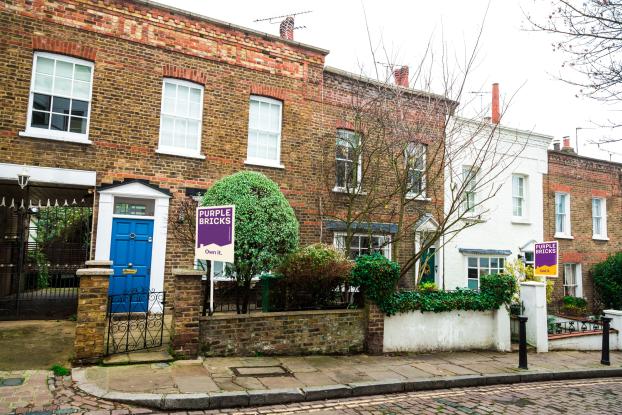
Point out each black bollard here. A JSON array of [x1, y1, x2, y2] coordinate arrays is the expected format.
[[518, 315, 528, 370], [601, 316, 612, 366]]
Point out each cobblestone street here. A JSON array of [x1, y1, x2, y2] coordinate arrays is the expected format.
[[222, 378, 622, 415], [4, 375, 622, 414]]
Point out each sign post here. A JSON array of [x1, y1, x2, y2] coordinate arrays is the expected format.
[[534, 241, 558, 278], [195, 205, 235, 315]]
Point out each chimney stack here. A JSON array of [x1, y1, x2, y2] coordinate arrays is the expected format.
[[393, 66, 409, 88], [552, 139, 561, 151], [562, 136, 574, 153], [491, 83, 500, 124], [279, 16, 295, 41]]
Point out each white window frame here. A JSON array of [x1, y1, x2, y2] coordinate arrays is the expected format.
[[554, 192, 572, 239], [466, 255, 506, 290], [563, 263, 583, 297], [245, 95, 284, 169], [333, 129, 363, 193], [20, 51, 94, 144], [405, 142, 427, 199], [592, 197, 608, 240], [332, 232, 392, 260], [156, 78, 205, 159], [512, 174, 528, 220], [462, 166, 478, 215]]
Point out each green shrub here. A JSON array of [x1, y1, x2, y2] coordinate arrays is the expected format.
[[274, 244, 353, 308], [373, 273, 516, 316], [350, 253, 400, 311], [50, 364, 70, 377], [201, 171, 299, 313], [418, 281, 439, 293], [593, 252, 622, 310], [561, 295, 588, 316]]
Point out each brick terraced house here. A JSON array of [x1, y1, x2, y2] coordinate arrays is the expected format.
[[0, 0, 451, 319], [544, 138, 622, 312]]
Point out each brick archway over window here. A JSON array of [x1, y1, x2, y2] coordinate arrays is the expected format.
[[32, 37, 97, 61]]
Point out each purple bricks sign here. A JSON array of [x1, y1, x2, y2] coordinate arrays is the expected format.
[[195, 205, 235, 263], [534, 241, 558, 278]]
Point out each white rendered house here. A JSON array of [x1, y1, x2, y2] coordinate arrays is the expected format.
[[441, 113, 552, 290]]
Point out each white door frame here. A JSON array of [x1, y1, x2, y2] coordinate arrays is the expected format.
[[95, 181, 170, 293]]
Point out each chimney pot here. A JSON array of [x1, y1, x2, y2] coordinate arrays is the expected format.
[[393, 66, 409, 88], [279, 16, 295, 41], [491, 83, 500, 124], [552, 139, 561, 151], [562, 136, 575, 153]]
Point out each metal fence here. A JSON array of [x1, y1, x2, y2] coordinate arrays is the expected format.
[[548, 319, 603, 337]]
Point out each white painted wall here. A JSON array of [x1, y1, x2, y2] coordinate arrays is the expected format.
[[549, 332, 618, 351], [520, 281, 549, 352], [442, 119, 552, 290], [383, 307, 511, 353]]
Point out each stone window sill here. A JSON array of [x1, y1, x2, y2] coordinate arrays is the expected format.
[[19, 130, 92, 145], [554, 233, 574, 240]]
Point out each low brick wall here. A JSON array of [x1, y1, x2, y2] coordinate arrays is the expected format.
[[199, 309, 365, 356]]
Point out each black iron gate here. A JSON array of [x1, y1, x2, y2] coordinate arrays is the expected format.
[[105, 290, 167, 355], [0, 184, 93, 320]]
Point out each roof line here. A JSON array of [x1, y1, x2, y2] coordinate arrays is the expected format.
[[549, 149, 622, 169], [134, 0, 330, 55], [324, 66, 456, 104]]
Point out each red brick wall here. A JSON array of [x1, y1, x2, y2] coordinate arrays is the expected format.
[[0, 0, 448, 299], [543, 150, 622, 312]]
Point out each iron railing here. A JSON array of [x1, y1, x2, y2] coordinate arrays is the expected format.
[[548, 319, 603, 336]]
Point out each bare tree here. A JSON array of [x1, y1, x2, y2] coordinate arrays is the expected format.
[[317, 16, 528, 288], [526, 1, 622, 108]]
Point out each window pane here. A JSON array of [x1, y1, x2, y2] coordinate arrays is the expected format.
[[33, 93, 51, 111], [468, 257, 477, 267], [74, 64, 91, 82], [31, 111, 49, 129], [186, 120, 200, 150], [73, 80, 90, 100], [160, 116, 175, 146], [479, 257, 489, 268], [52, 96, 70, 114], [69, 117, 86, 134], [36, 57, 54, 75], [34, 73, 53, 93], [490, 257, 498, 268], [55, 60, 73, 78], [50, 114, 69, 131], [71, 99, 89, 117], [53, 76, 72, 96], [177, 85, 189, 117], [467, 268, 478, 279], [174, 118, 187, 147], [468, 279, 479, 290], [114, 197, 155, 216]]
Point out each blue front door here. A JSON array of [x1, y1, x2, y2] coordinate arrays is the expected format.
[[109, 218, 154, 312]]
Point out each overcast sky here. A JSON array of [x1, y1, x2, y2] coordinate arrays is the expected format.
[[155, 0, 622, 162]]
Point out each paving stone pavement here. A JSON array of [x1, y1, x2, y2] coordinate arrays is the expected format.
[[80, 351, 622, 395]]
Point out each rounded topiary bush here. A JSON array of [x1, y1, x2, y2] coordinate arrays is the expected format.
[[201, 171, 299, 312]]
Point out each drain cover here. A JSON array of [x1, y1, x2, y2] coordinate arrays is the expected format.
[[231, 365, 291, 377], [0, 378, 24, 387]]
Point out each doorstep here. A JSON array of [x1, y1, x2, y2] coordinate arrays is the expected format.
[[102, 350, 174, 366]]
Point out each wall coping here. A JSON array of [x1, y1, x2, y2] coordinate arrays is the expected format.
[[85, 260, 113, 267], [520, 281, 546, 287], [172, 269, 206, 277], [76, 268, 114, 276], [605, 309, 622, 316], [200, 309, 363, 321]]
